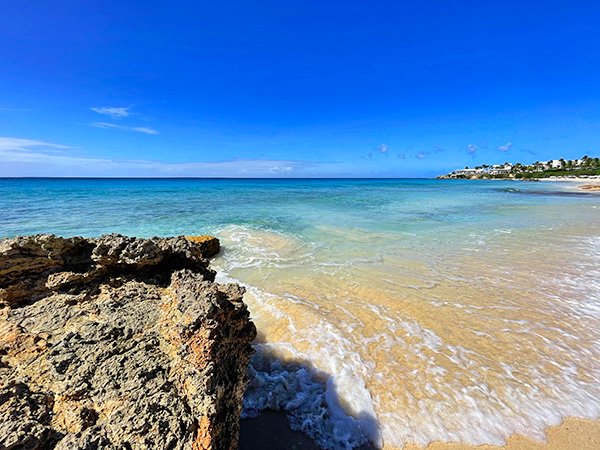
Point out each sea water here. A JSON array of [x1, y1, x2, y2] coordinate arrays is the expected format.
[[1, 178, 599, 449]]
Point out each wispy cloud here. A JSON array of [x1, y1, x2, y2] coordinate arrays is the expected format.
[[378, 144, 389, 154], [92, 122, 159, 135], [498, 142, 512, 152], [0, 137, 70, 154], [466, 144, 478, 155], [271, 165, 293, 173], [131, 126, 159, 135], [0, 136, 311, 177], [415, 151, 429, 160], [92, 122, 120, 129], [90, 107, 159, 134], [91, 106, 131, 118]]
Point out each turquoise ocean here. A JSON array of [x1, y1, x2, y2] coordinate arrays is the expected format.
[[1, 178, 599, 449]]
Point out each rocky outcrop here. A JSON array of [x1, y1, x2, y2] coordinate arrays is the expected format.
[[580, 184, 600, 191], [0, 234, 256, 450], [185, 236, 220, 259]]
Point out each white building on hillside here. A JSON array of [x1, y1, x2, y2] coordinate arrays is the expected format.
[[451, 168, 484, 177], [489, 164, 512, 175], [542, 159, 562, 169]]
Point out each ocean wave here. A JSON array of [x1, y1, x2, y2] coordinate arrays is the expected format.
[[242, 344, 380, 450]]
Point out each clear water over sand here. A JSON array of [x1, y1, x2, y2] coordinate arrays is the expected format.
[[1, 178, 599, 449]]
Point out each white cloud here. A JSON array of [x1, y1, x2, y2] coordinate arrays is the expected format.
[[132, 127, 159, 135], [92, 122, 159, 135], [467, 144, 478, 155], [378, 144, 389, 154], [92, 122, 119, 129], [415, 151, 429, 159], [271, 166, 293, 173], [91, 107, 131, 118], [0, 136, 311, 177], [498, 142, 512, 152]]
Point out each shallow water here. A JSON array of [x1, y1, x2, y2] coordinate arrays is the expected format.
[[1, 178, 599, 449]]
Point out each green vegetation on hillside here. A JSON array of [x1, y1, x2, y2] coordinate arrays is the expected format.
[[515, 167, 600, 179], [439, 155, 600, 179]]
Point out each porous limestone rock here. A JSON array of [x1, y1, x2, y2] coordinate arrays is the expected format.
[[185, 236, 221, 259], [0, 234, 256, 450]]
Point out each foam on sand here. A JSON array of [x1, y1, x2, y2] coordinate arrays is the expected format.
[[214, 222, 600, 449]]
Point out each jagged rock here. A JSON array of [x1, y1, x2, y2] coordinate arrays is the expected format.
[[185, 236, 221, 259], [0, 234, 256, 450]]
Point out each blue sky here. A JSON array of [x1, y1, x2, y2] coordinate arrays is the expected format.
[[1, 0, 599, 177]]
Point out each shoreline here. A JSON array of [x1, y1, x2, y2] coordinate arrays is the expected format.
[[536, 176, 600, 182], [535, 176, 600, 192], [405, 417, 600, 450]]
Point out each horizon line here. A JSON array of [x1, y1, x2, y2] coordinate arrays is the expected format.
[[0, 176, 439, 180]]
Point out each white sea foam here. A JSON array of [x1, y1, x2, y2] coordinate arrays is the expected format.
[[242, 344, 380, 450]]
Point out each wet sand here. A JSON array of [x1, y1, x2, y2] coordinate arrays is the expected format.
[[405, 418, 600, 450], [240, 415, 600, 450], [222, 221, 600, 449]]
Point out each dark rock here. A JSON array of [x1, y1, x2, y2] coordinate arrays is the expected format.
[[185, 236, 221, 258]]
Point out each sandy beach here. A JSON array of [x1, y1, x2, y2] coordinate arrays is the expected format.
[[241, 414, 600, 450], [537, 177, 600, 192], [405, 418, 600, 450]]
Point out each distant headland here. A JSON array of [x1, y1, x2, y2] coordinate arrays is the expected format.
[[438, 155, 600, 180]]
